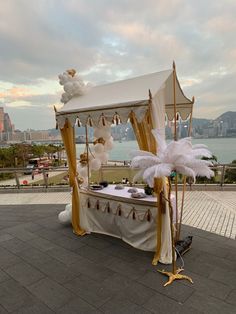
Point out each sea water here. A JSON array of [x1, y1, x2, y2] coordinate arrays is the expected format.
[[76, 138, 236, 164]]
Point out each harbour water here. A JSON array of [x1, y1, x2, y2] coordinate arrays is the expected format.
[[77, 137, 236, 164]]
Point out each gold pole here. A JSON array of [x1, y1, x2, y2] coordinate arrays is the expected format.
[[157, 177, 193, 286], [85, 124, 90, 189], [177, 98, 194, 241], [172, 61, 178, 241]]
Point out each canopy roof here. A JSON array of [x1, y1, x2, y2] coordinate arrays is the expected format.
[[56, 68, 193, 128]]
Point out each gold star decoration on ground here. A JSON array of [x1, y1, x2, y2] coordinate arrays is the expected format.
[[157, 268, 193, 287]]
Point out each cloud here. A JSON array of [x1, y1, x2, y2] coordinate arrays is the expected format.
[[0, 0, 235, 130], [6, 101, 32, 108]]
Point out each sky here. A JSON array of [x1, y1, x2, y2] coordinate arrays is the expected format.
[[0, 0, 235, 130]]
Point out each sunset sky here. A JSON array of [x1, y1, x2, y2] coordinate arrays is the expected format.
[[0, 0, 235, 130]]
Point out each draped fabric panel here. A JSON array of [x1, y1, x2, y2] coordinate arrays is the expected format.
[[60, 119, 86, 236], [129, 87, 173, 264]]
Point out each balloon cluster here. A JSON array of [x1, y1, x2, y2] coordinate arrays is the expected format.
[[78, 123, 114, 187], [58, 203, 72, 224], [58, 69, 91, 104]]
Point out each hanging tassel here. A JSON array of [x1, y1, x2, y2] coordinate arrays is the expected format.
[[117, 204, 122, 216], [87, 116, 93, 127], [107, 202, 110, 213], [77, 118, 81, 127], [96, 200, 100, 210], [176, 113, 179, 121], [101, 114, 106, 126], [147, 209, 151, 222], [55, 122, 58, 130], [132, 211, 136, 220], [87, 199, 91, 208]]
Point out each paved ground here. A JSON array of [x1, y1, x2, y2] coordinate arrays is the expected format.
[[0, 196, 235, 313], [0, 190, 235, 239]]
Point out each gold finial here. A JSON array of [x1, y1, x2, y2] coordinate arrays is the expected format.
[[149, 89, 152, 99], [172, 61, 176, 70], [67, 69, 76, 77]]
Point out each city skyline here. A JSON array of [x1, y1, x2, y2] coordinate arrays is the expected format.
[[0, 1, 236, 130]]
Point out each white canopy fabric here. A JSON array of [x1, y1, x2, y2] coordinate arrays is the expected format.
[[56, 69, 193, 128]]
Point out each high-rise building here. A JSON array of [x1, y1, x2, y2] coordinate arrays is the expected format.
[[0, 107, 4, 132]]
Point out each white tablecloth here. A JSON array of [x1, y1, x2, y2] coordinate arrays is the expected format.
[[78, 185, 174, 264]]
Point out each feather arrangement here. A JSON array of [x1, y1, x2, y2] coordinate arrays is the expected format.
[[131, 129, 214, 187]]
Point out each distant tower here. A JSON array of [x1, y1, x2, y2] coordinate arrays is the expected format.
[[0, 107, 4, 132], [4, 112, 13, 132]]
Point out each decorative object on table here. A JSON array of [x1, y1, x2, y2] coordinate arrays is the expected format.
[[131, 192, 146, 199], [127, 187, 138, 193], [144, 185, 154, 196], [115, 184, 125, 190], [90, 184, 103, 190], [131, 127, 214, 286], [99, 181, 109, 188]]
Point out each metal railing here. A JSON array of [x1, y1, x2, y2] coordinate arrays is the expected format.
[[0, 163, 236, 190]]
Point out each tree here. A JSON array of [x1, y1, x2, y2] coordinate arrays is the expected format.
[[225, 160, 236, 183]]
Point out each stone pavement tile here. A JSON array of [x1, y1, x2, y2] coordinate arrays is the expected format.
[[0, 233, 14, 243], [111, 281, 156, 306], [28, 277, 75, 311], [50, 235, 85, 251], [0, 305, 7, 313], [137, 270, 194, 304], [19, 222, 44, 233], [17, 247, 55, 265], [33, 228, 61, 241], [0, 247, 22, 270], [0, 279, 38, 312], [0, 237, 33, 254], [3, 226, 37, 241], [75, 244, 110, 263], [226, 250, 236, 262], [56, 297, 101, 314], [179, 269, 231, 300], [226, 289, 236, 306], [5, 262, 45, 287], [192, 236, 231, 259], [69, 257, 115, 282], [180, 255, 214, 278], [208, 266, 236, 289], [37, 216, 63, 230], [35, 261, 79, 285], [101, 244, 137, 263], [184, 292, 236, 314], [27, 236, 58, 252], [102, 273, 133, 293], [0, 270, 10, 283], [197, 252, 236, 272], [46, 246, 83, 265], [143, 292, 203, 314], [99, 296, 152, 314], [64, 274, 112, 308], [12, 302, 54, 314], [103, 256, 146, 280], [80, 234, 113, 250]]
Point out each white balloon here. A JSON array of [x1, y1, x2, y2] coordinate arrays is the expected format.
[[79, 166, 88, 178], [104, 137, 114, 150], [94, 143, 104, 154], [90, 158, 101, 171], [64, 82, 74, 94], [94, 128, 103, 138], [58, 208, 71, 223], [97, 152, 109, 164]]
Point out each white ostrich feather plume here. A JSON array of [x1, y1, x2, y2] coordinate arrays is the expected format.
[[131, 129, 214, 187]]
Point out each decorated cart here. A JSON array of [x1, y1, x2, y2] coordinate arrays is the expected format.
[[55, 63, 213, 284]]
